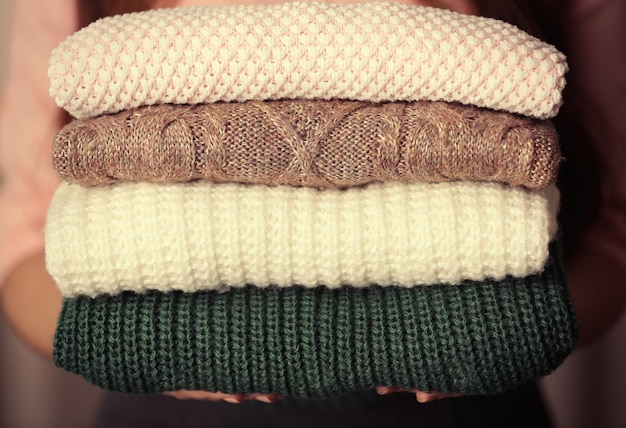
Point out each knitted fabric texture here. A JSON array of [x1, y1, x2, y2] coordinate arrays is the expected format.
[[45, 180, 559, 297], [48, 2, 567, 119], [53, 100, 561, 190], [52, 242, 578, 398]]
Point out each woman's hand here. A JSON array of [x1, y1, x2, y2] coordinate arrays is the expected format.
[[167, 387, 460, 404], [376, 386, 463, 403], [164, 390, 281, 404]]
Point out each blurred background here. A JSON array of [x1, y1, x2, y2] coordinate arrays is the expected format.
[[0, 0, 625, 426]]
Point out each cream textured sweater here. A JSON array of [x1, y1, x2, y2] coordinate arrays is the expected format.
[[48, 2, 567, 119], [45, 180, 559, 297]]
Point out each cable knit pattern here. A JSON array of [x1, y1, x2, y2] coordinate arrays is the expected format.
[[52, 243, 579, 397], [48, 2, 567, 119], [53, 100, 561, 190], [45, 181, 559, 297]]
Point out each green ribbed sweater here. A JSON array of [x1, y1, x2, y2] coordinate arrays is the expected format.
[[53, 243, 578, 399]]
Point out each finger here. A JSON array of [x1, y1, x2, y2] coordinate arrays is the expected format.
[[164, 390, 219, 400], [376, 386, 392, 395], [223, 393, 246, 404], [415, 391, 464, 403], [376, 386, 404, 395], [164, 390, 246, 402], [253, 393, 281, 403], [415, 391, 439, 403]]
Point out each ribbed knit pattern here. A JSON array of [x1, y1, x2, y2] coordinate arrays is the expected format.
[[53, 100, 560, 190], [52, 242, 578, 398], [48, 2, 567, 119], [45, 181, 559, 297]]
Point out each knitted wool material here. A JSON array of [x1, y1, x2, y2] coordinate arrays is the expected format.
[[48, 2, 567, 119], [53, 100, 560, 190], [52, 243, 578, 398], [45, 180, 559, 297]]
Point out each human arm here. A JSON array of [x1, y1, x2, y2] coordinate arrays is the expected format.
[[558, 0, 626, 347], [0, 0, 71, 358]]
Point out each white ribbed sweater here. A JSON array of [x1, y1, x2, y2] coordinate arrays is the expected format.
[[45, 180, 559, 297], [48, 2, 567, 119]]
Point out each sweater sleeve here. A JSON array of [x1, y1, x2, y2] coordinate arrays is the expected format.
[[563, 0, 626, 272], [0, 0, 77, 287]]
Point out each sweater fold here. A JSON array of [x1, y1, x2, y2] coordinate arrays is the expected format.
[[48, 2, 567, 119], [53, 100, 560, 189], [45, 180, 560, 296], [52, 241, 578, 398]]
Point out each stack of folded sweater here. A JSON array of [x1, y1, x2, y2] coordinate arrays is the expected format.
[[45, 2, 578, 399]]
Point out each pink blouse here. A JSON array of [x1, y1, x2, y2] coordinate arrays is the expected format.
[[1, 0, 625, 286]]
